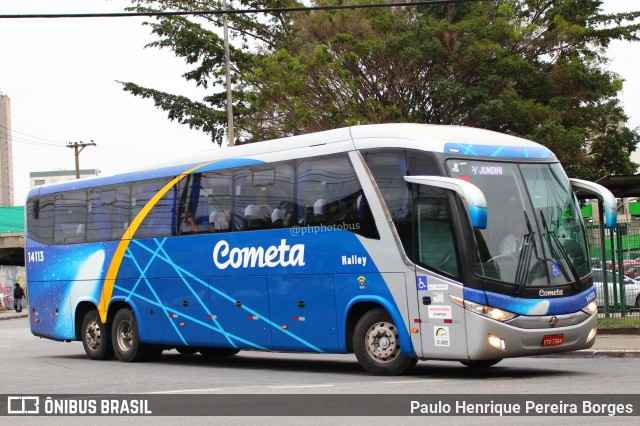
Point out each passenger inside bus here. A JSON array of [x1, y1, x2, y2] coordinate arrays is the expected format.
[[271, 201, 292, 227], [244, 203, 271, 229], [181, 211, 198, 233], [209, 208, 230, 232]]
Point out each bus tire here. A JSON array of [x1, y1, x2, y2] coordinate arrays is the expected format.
[[199, 347, 240, 357], [81, 310, 114, 360], [353, 308, 417, 376], [460, 359, 502, 368], [111, 308, 148, 362]]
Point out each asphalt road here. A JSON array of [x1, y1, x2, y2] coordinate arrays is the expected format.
[[2, 317, 639, 425]]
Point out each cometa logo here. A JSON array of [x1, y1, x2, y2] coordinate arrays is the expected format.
[[213, 239, 306, 269], [539, 288, 564, 297]]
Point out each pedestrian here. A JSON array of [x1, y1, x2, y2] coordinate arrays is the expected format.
[[13, 283, 25, 313]]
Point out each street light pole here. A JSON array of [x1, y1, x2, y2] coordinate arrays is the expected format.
[[222, 0, 235, 146]]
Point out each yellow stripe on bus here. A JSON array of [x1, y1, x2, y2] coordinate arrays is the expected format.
[[98, 161, 216, 323]]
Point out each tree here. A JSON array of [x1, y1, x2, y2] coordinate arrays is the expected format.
[[121, 0, 640, 179]]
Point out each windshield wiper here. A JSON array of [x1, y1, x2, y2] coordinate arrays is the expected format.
[[514, 211, 536, 295], [540, 211, 582, 291]]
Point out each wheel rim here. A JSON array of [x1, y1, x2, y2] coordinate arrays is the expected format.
[[116, 318, 133, 353], [364, 321, 400, 363], [84, 320, 101, 351]]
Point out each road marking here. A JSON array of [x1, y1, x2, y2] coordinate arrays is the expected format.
[[145, 388, 224, 394], [267, 384, 335, 389]]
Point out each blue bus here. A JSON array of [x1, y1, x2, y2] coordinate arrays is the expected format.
[[25, 124, 616, 375]]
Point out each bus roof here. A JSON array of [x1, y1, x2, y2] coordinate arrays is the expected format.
[[29, 123, 554, 198]]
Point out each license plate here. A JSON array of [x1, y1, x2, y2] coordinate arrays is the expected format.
[[542, 334, 564, 347]]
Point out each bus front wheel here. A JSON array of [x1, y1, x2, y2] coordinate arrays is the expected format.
[[111, 308, 148, 362], [353, 308, 417, 375], [81, 310, 114, 360]]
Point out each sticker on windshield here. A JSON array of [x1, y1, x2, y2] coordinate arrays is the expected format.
[[550, 262, 562, 278]]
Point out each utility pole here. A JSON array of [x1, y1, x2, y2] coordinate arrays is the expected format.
[[67, 140, 96, 179], [222, 0, 235, 146]]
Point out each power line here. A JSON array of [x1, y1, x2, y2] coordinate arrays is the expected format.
[[0, 124, 66, 144], [0, 130, 66, 147], [0, 1, 489, 19]]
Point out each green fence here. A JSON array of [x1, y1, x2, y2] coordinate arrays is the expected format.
[[586, 219, 640, 328]]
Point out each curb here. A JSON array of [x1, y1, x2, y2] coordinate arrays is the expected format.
[[597, 328, 640, 335], [539, 350, 640, 358], [0, 313, 28, 321]]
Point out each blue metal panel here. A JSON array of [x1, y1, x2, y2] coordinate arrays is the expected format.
[[268, 275, 337, 352], [209, 276, 272, 350]]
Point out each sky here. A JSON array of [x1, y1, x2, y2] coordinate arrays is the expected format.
[[1, 0, 639, 205]]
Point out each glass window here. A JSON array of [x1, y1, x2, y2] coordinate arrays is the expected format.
[[113, 186, 131, 239], [199, 171, 233, 232], [87, 188, 116, 241], [232, 162, 295, 231], [297, 155, 378, 239], [85, 185, 131, 241], [363, 149, 440, 257], [132, 178, 174, 239], [416, 199, 460, 278], [27, 195, 55, 245], [520, 163, 590, 281], [54, 191, 87, 244], [234, 168, 271, 231]]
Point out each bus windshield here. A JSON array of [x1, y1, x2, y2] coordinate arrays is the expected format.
[[447, 160, 590, 289]]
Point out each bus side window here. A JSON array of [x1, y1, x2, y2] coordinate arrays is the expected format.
[[267, 163, 294, 228], [234, 162, 294, 231], [54, 191, 87, 244], [132, 178, 174, 239], [201, 171, 232, 233], [87, 188, 116, 241], [27, 195, 55, 245], [297, 155, 379, 239], [416, 198, 460, 278], [114, 186, 131, 239], [363, 149, 440, 257]]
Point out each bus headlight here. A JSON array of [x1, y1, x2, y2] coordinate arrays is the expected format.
[[582, 301, 598, 316], [451, 297, 517, 322]]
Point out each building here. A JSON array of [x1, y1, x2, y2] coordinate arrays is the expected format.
[[30, 169, 100, 187], [0, 92, 14, 206]]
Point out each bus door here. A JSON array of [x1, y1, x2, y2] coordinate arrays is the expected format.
[[404, 176, 487, 359], [413, 197, 468, 359]]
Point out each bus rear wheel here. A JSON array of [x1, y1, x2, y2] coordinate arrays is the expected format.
[[111, 307, 149, 362], [353, 308, 417, 375], [81, 310, 114, 360]]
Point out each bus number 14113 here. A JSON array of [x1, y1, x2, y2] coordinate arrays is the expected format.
[[28, 251, 44, 263]]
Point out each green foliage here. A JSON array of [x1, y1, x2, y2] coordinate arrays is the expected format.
[[121, 0, 640, 179]]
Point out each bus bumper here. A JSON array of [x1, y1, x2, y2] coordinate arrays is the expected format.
[[464, 311, 597, 360]]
